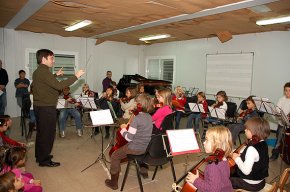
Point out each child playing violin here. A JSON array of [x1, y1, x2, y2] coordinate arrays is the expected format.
[[172, 86, 187, 129], [185, 126, 233, 192], [58, 87, 83, 138], [120, 87, 137, 121], [227, 96, 259, 144], [105, 93, 154, 190], [99, 86, 120, 138], [152, 88, 173, 134], [186, 92, 208, 132], [80, 83, 94, 97], [230, 117, 270, 191]]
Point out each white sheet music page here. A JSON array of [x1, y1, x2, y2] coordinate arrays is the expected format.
[[80, 97, 97, 109], [90, 109, 114, 126], [56, 99, 66, 109], [208, 106, 225, 119], [166, 129, 200, 156], [188, 103, 205, 113]]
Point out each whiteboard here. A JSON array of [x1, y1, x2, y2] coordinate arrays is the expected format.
[[205, 53, 253, 98]]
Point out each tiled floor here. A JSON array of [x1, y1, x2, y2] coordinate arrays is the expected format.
[[7, 117, 290, 192]]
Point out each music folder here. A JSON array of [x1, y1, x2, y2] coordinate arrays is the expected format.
[[166, 129, 200, 156], [188, 103, 205, 113], [90, 109, 114, 126], [208, 106, 226, 120]]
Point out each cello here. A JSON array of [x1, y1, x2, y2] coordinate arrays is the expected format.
[[108, 104, 142, 157], [172, 149, 225, 192]]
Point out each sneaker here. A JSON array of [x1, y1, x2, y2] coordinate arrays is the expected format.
[[77, 129, 83, 137], [60, 131, 65, 138]]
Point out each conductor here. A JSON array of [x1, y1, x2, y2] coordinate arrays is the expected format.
[[33, 49, 85, 167]]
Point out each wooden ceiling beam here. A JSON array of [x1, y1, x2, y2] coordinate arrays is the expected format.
[[5, 0, 49, 29], [91, 0, 278, 39]]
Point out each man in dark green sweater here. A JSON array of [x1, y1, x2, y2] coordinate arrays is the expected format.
[[33, 49, 85, 167]]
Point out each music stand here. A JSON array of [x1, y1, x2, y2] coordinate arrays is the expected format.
[[81, 109, 115, 173], [79, 97, 97, 110], [188, 103, 205, 113], [208, 106, 226, 120]]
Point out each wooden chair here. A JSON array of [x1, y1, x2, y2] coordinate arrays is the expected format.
[[235, 168, 290, 192]]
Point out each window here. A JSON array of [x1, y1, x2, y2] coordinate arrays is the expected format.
[[146, 56, 175, 83], [25, 49, 79, 81]]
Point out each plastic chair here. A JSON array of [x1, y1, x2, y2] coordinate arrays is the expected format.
[[120, 134, 176, 192]]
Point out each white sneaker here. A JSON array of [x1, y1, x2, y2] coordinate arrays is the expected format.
[[77, 129, 83, 137], [60, 131, 65, 138]]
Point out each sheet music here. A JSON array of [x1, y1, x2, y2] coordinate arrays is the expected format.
[[166, 129, 200, 156], [90, 109, 114, 126], [56, 99, 66, 109], [208, 106, 226, 119], [79, 97, 97, 109], [188, 103, 205, 113], [253, 97, 278, 115]]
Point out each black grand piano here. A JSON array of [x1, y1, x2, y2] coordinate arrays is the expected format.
[[117, 74, 172, 95]]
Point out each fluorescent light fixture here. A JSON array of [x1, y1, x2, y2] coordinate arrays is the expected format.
[[256, 16, 290, 26], [139, 34, 171, 41], [65, 20, 92, 31]]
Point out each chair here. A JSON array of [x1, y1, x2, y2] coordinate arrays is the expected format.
[[20, 93, 31, 140], [120, 134, 176, 192], [224, 101, 238, 125], [159, 112, 175, 133], [235, 168, 290, 192]]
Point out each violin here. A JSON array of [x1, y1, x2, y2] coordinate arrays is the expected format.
[[120, 97, 133, 103], [228, 135, 259, 170], [172, 149, 225, 192], [109, 104, 142, 158], [63, 94, 77, 104], [153, 102, 163, 109], [238, 109, 253, 118], [84, 89, 94, 97], [213, 102, 223, 108]]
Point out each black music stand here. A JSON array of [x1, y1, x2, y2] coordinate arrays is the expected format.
[[81, 109, 115, 173]]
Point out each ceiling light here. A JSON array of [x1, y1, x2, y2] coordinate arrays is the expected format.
[[139, 34, 171, 41], [256, 16, 290, 26], [65, 20, 92, 31]]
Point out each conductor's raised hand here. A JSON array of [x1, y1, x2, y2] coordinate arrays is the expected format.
[[56, 67, 64, 76], [75, 69, 85, 78]]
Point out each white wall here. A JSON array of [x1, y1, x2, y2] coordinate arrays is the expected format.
[[1, 28, 290, 119], [0, 28, 140, 117], [144, 31, 290, 104], [143, 31, 290, 128]]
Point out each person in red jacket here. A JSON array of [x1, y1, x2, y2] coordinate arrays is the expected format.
[[172, 86, 187, 129], [0, 118, 24, 147]]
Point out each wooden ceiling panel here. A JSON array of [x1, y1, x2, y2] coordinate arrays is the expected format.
[[0, 0, 28, 27], [2, 0, 290, 44]]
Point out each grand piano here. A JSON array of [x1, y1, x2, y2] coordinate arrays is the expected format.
[[117, 74, 172, 95]]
